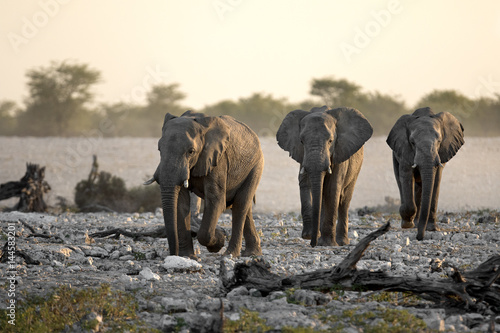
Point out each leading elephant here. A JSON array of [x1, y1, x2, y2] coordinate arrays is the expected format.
[[277, 106, 373, 247], [386, 107, 464, 240], [144, 110, 264, 258]]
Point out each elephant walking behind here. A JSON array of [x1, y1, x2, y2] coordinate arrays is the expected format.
[[277, 106, 373, 247], [145, 111, 264, 258], [386, 107, 464, 240]]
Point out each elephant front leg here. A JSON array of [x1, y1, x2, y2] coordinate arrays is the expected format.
[[177, 187, 195, 258], [426, 166, 443, 231], [196, 183, 226, 253], [398, 164, 417, 229], [299, 171, 313, 239], [318, 174, 340, 246], [336, 180, 358, 246]]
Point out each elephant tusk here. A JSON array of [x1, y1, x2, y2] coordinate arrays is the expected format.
[[143, 177, 155, 185], [412, 164, 417, 169], [300, 167, 305, 175], [183, 179, 189, 188], [328, 166, 332, 174]]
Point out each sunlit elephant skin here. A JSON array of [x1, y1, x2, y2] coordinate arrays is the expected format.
[[277, 106, 373, 247], [386, 107, 464, 240], [145, 111, 264, 258]]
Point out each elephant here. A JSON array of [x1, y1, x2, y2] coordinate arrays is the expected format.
[[144, 110, 264, 258], [277, 106, 373, 247], [386, 107, 464, 240]]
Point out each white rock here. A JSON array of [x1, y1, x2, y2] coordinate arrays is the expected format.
[[52, 260, 64, 267], [162, 256, 202, 272], [139, 267, 161, 281]]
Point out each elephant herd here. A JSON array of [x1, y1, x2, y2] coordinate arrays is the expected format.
[[144, 106, 465, 258]]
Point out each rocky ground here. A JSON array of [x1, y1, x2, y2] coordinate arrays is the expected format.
[[1, 209, 499, 332]]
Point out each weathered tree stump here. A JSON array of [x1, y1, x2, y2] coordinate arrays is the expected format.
[[0, 163, 50, 212], [220, 222, 500, 314]]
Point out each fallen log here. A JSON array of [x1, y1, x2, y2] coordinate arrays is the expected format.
[[0, 163, 50, 212], [90, 227, 166, 240], [220, 222, 500, 314]]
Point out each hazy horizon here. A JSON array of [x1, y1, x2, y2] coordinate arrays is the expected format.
[[2, 1, 500, 110]]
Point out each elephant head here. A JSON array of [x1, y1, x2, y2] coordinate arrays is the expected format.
[[277, 106, 373, 246], [387, 107, 464, 240], [144, 110, 230, 255]]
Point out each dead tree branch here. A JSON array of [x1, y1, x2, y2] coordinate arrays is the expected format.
[[221, 222, 500, 314]]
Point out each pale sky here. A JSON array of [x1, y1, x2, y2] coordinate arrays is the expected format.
[[1, 1, 500, 110]]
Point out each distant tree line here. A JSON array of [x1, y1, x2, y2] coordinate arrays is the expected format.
[[1, 60, 499, 137]]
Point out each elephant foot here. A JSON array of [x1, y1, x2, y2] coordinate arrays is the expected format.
[[179, 250, 195, 258], [426, 223, 440, 231], [222, 249, 240, 257], [203, 229, 225, 253], [401, 221, 415, 229], [301, 229, 312, 240], [241, 247, 262, 257], [336, 237, 350, 246], [317, 236, 338, 247], [206, 242, 224, 253], [186, 254, 199, 261]]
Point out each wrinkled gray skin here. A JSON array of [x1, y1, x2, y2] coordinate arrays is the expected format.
[[277, 106, 373, 247], [387, 107, 464, 240], [145, 111, 264, 258]]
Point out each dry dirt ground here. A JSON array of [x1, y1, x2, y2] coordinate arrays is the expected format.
[[1, 210, 499, 332]]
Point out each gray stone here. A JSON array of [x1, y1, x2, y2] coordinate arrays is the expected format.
[[227, 286, 248, 298], [293, 289, 331, 306], [196, 297, 223, 312], [109, 250, 120, 259], [160, 297, 191, 312], [119, 254, 135, 261]]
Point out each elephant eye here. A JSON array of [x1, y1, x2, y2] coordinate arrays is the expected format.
[[188, 148, 195, 155], [328, 139, 333, 144]]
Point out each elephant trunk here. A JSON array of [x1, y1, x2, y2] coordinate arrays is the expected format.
[[161, 185, 181, 255], [416, 166, 435, 241], [310, 172, 325, 247]]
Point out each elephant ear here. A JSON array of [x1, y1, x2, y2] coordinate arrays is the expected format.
[[191, 116, 231, 177], [276, 109, 309, 164], [161, 113, 178, 133], [327, 107, 373, 164], [435, 112, 465, 163], [386, 114, 415, 165]]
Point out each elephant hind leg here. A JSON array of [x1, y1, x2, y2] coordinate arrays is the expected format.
[[241, 207, 262, 257]]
